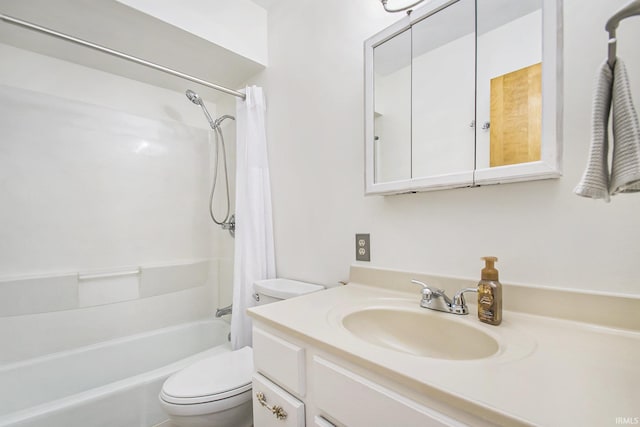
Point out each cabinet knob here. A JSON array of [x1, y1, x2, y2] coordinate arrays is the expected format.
[[256, 391, 288, 420]]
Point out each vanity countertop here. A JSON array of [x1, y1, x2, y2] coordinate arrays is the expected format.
[[248, 282, 640, 427]]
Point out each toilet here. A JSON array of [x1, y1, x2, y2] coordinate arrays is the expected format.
[[159, 278, 324, 427]]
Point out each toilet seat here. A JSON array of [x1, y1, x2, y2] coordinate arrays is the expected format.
[[160, 346, 254, 406]]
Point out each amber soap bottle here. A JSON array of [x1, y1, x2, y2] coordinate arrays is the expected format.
[[477, 256, 502, 325]]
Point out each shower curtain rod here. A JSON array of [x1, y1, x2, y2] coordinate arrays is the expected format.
[[0, 13, 247, 100]]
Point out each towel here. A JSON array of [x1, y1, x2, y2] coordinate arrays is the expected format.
[[610, 59, 640, 194], [575, 58, 640, 201]]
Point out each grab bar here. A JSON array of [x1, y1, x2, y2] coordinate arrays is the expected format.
[[77, 267, 141, 281]]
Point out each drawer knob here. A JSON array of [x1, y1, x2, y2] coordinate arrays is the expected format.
[[256, 391, 288, 420]]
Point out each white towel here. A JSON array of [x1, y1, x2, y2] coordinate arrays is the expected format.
[[575, 58, 640, 201], [574, 61, 613, 201], [610, 58, 640, 194]]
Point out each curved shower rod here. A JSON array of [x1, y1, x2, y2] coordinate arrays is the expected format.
[[380, 0, 427, 13], [0, 13, 247, 100]]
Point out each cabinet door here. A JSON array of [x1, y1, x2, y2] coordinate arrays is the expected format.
[[253, 373, 305, 427], [313, 357, 467, 427], [253, 327, 306, 396]]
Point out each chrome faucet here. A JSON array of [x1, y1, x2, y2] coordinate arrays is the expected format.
[[215, 304, 232, 317], [411, 280, 477, 315]]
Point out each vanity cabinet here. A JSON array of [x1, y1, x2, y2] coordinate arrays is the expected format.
[[252, 328, 307, 426], [252, 324, 494, 427]]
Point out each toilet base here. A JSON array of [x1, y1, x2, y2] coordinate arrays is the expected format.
[[165, 399, 252, 427]]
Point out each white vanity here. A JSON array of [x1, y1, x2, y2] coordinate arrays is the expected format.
[[248, 267, 640, 426]]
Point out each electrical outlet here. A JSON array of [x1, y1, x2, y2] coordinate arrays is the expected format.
[[355, 233, 370, 262]]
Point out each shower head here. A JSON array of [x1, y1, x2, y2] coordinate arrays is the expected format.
[[185, 89, 202, 105], [186, 89, 215, 128]]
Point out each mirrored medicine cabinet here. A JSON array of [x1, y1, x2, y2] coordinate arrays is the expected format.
[[364, 0, 563, 195]]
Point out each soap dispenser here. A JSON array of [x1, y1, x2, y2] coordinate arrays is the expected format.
[[477, 256, 502, 325]]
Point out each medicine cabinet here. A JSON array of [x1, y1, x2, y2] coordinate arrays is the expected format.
[[364, 0, 563, 195]]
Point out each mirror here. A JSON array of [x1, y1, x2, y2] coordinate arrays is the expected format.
[[373, 28, 412, 183], [364, 0, 562, 195], [412, 0, 475, 179]]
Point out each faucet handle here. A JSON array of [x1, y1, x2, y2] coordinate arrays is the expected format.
[[452, 287, 477, 314], [411, 279, 433, 301], [411, 280, 444, 295]]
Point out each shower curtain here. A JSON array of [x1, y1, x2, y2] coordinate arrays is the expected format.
[[231, 86, 276, 350]]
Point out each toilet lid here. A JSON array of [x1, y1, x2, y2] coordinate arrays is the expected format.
[[161, 346, 254, 404]]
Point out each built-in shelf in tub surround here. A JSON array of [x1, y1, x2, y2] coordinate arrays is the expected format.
[[248, 266, 640, 427], [0, 259, 213, 317]]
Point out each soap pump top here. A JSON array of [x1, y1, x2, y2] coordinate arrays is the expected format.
[[481, 256, 499, 281]]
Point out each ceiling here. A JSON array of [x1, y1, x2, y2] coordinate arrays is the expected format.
[[0, 0, 265, 102], [249, 0, 280, 10]]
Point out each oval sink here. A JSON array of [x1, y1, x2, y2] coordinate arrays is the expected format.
[[342, 307, 499, 360]]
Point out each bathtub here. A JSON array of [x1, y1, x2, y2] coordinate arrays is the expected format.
[[0, 319, 230, 427]]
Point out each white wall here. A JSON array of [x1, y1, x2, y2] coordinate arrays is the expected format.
[[251, 0, 640, 295], [116, 0, 268, 66]]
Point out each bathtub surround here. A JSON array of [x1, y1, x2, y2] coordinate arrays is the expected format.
[[0, 320, 230, 427], [232, 86, 276, 349], [0, 260, 210, 318], [0, 47, 235, 361]]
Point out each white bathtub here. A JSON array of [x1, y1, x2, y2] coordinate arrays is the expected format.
[[0, 319, 230, 427]]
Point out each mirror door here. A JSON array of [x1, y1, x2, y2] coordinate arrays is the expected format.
[[411, 0, 475, 179]]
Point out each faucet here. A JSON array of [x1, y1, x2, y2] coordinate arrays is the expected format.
[[411, 280, 477, 315], [215, 304, 232, 317]]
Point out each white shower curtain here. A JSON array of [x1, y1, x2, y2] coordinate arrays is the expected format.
[[231, 86, 276, 350]]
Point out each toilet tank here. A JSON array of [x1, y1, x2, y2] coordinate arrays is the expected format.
[[253, 278, 324, 305]]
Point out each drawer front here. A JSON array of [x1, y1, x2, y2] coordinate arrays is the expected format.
[[312, 357, 467, 427], [253, 327, 306, 396], [253, 372, 305, 427]]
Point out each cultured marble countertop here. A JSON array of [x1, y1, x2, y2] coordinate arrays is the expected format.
[[248, 283, 640, 427]]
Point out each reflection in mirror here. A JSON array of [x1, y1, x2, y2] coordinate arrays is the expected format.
[[412, 0, 475, 177], [476, 0, 542, 169], [374, 29, 412, 183]]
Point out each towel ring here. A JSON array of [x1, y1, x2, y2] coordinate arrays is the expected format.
[[606, 0, 640, 67]]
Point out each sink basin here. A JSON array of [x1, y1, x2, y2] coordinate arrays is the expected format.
[[342, 307, 499, 360]]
